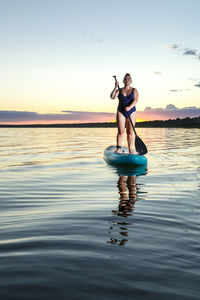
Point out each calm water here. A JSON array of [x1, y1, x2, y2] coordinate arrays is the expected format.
[[0, 127, 200, 300]]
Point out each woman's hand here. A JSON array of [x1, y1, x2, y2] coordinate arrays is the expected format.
[[125, 106, 130, 112], [115, 81, 119, 89]]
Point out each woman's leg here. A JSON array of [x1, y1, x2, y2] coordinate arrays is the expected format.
[[126, 112, 136, 153], [115, 111, 126, 153]]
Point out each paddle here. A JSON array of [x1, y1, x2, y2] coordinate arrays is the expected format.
[[113, 75, 148, 155]]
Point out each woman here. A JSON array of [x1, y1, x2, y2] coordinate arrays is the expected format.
[[110, 73, 139, 153]]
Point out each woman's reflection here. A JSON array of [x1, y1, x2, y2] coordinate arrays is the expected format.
[[107, 175, 138, 246]]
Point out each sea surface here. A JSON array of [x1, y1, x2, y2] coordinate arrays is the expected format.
[[0, 127, 200, 300]]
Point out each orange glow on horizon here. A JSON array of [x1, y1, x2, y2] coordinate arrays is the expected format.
[[136, 119, 146, 122], [0, 119, 115, 125], [0, 117, 159, 125]]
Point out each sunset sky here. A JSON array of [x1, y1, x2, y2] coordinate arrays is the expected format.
[[0, 0, 200, 124]]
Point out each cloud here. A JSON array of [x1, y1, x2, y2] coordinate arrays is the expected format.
[[167, 43, 200, 60], [169, 89, 190, 92], [194, 83, 200, 88], [187, 77, 200, 82], [165, 43, 179, 50], [165, 104, 177, 110], [187, 78, 200, 88], [137, 105, 200, 121], [183, 49, 197, 56], [1, 106, 200, 124], [0, 110, 115, 124], [171, 44, 179, 49]]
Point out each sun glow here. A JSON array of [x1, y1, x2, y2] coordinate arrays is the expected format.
[[136, 119, 146, 122]]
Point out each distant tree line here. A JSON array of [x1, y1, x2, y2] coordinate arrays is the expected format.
[[0, 116, 200, 128], [136, 116, 200, 128]]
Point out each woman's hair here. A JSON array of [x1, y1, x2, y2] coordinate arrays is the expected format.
[[123, 73, 132, 82]]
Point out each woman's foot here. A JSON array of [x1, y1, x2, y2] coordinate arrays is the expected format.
[[115, 149, 120, 153], [115, 146, 121, 153]]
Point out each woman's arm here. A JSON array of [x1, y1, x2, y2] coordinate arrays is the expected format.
[[125, 88, 139, 110], [110, 81, 120, 99]]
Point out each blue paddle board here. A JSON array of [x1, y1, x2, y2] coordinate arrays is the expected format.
[[104, 146, 147, 166]]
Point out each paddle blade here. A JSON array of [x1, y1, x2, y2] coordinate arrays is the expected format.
[[135, 135, 148, 155]]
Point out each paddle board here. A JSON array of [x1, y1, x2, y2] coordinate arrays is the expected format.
[[104, 146, 147, 166]]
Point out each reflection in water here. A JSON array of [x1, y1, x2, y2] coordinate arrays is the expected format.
[[107, 167, 147, 246], [115, 175, 137, 217]]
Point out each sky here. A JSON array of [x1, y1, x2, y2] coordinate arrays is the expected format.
[[0, 0, 200, 124]]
